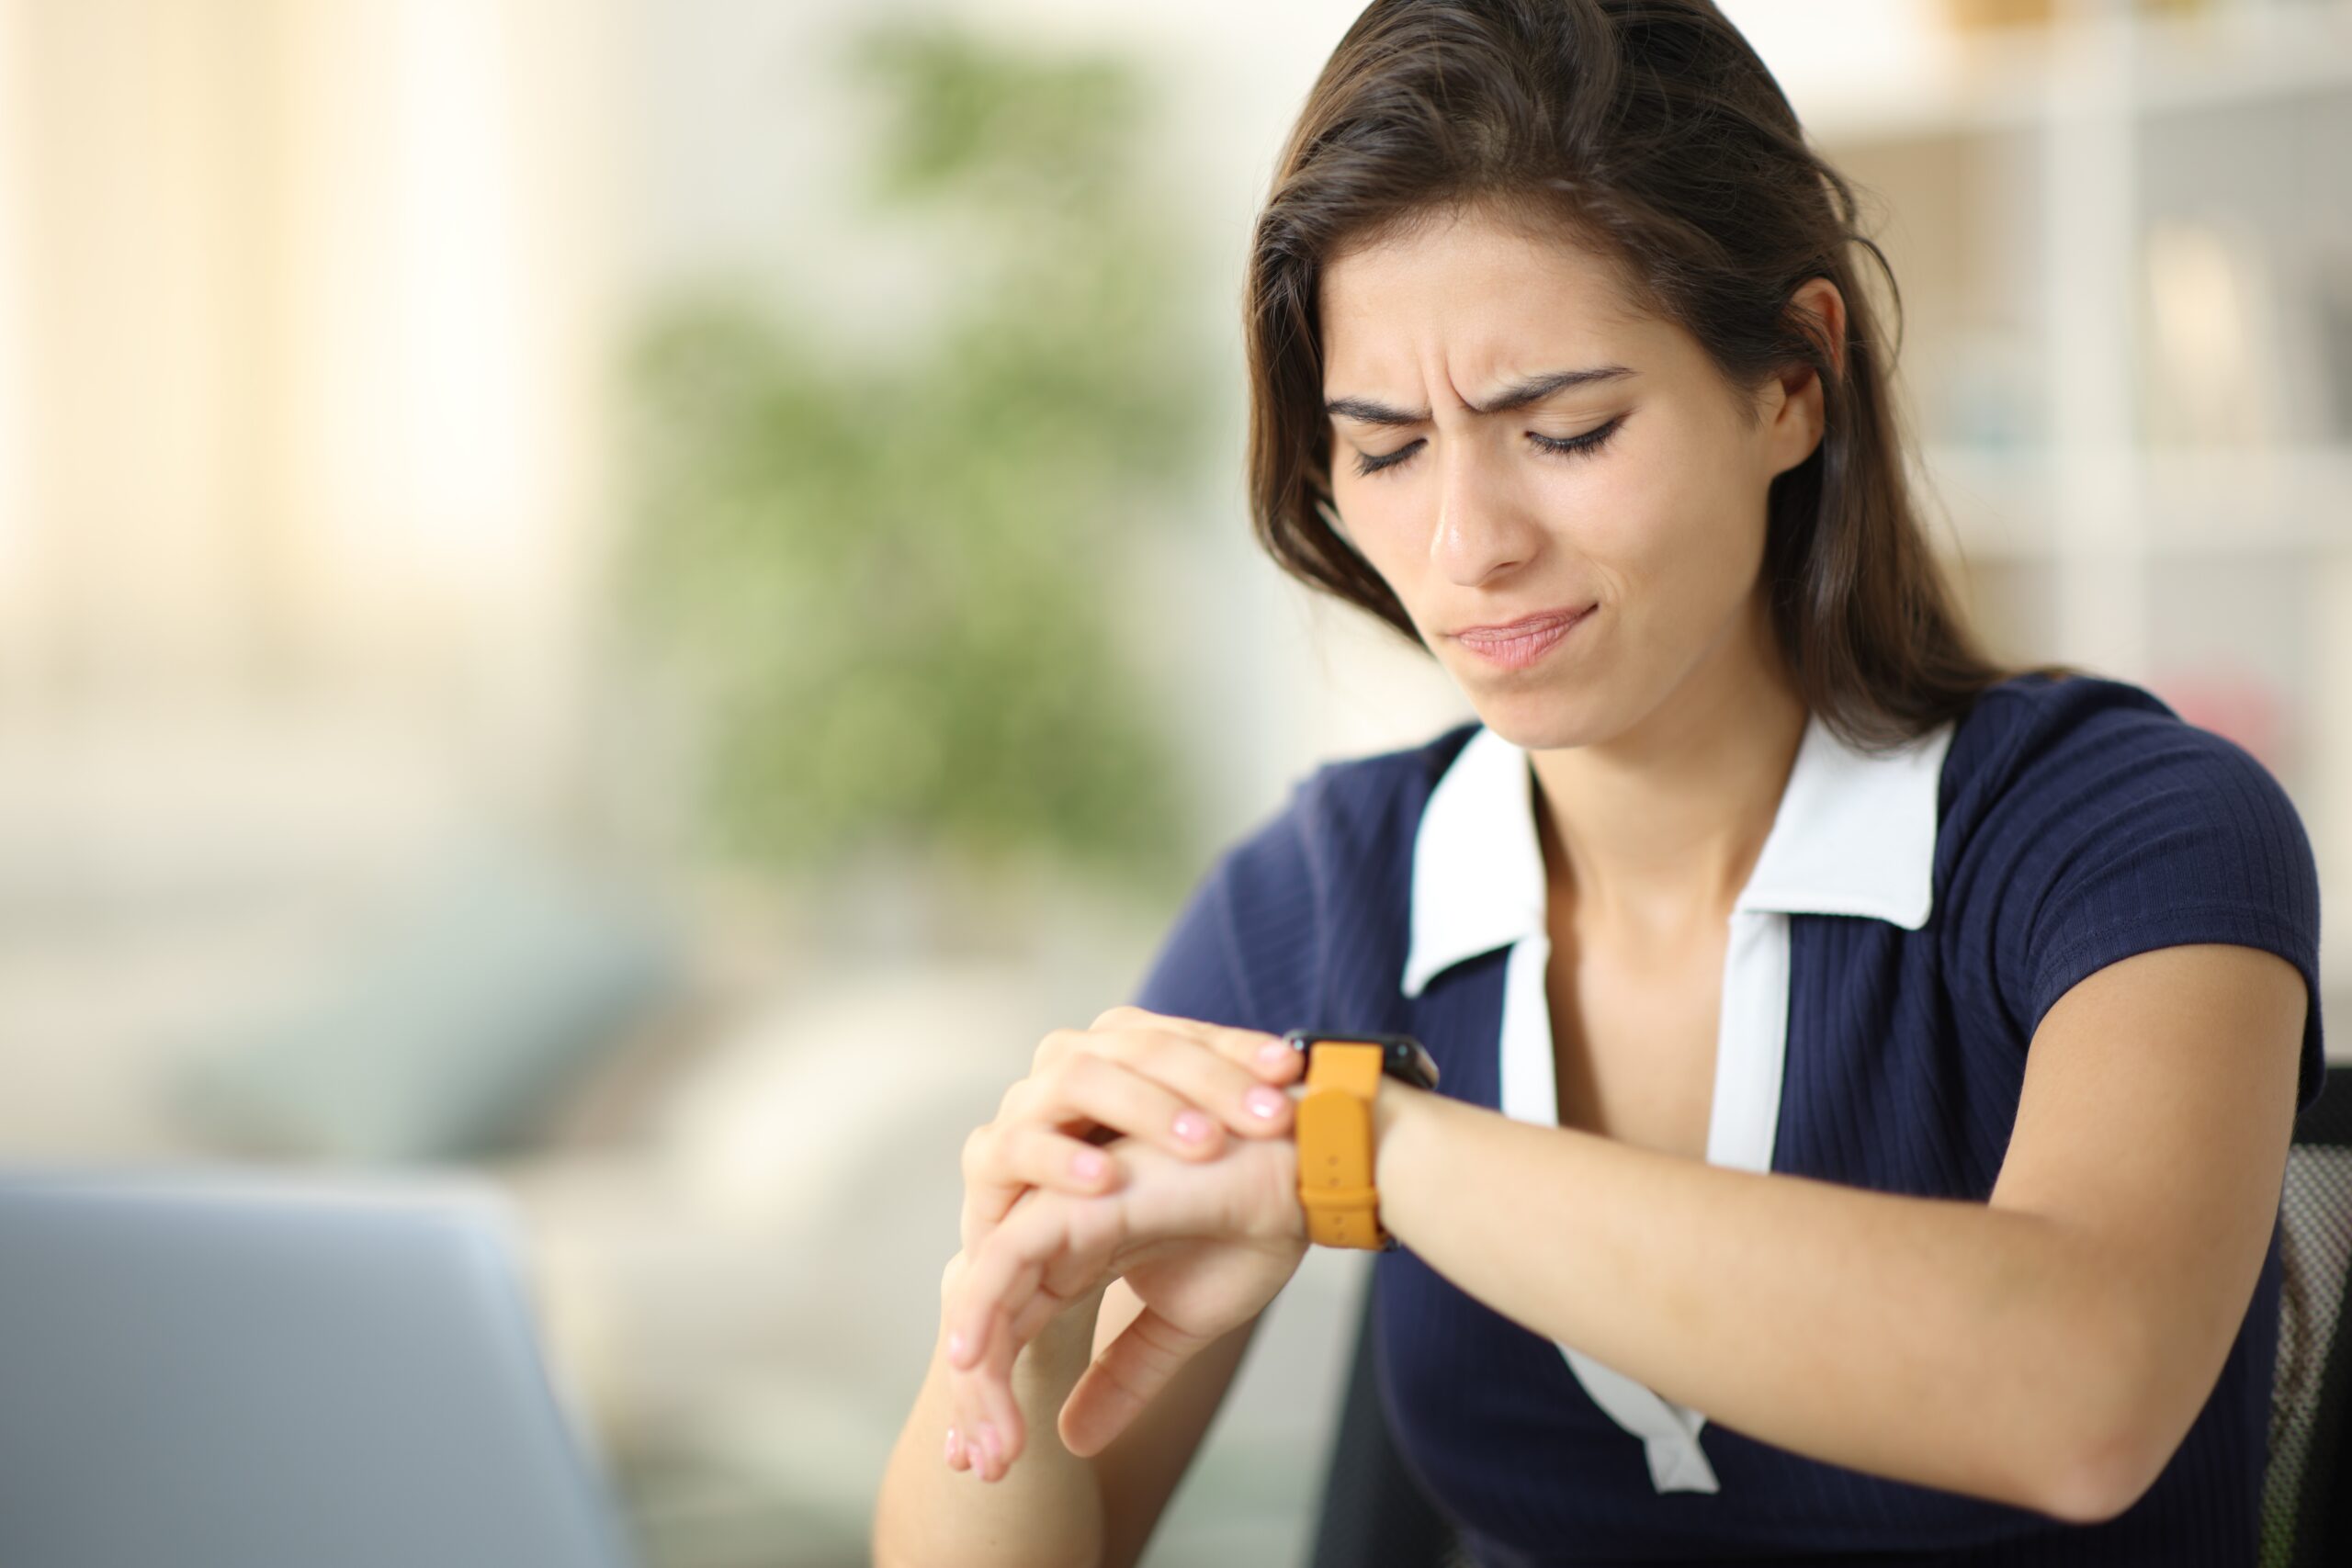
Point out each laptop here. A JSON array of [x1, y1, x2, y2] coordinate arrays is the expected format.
[[0, 1168, 640, 1568]]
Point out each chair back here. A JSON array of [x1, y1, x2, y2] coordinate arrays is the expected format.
[[1305, 1258, 1463, 1568], [2262, 1063, 2352, 1567]]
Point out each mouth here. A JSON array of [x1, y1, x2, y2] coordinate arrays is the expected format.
[[1452, 604, 1596, 671]]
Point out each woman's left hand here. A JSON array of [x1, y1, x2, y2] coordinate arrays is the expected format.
[[942, 1122, 1307, 1478]]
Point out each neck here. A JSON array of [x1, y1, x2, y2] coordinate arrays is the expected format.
[[1526, 600, 1806, 948]]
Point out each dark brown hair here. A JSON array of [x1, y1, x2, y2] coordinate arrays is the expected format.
[[1242, 0, 2080, 750]]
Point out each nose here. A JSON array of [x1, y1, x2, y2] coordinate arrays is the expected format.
[[1430, 433, 1542, 587]]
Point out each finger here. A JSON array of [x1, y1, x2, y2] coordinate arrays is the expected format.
[[971, 1023, 1295, 1241], [984, 1305, 1027, 1475], [948, 1235, 1049, 1372], [1054, 1034, 1297, 1158], [968, 1062, 1196, 1216], [1058, 1303, 1213, 1460], [961, 1125, 1120, 1255], [945, 1213, 1058, 1476], [956, 1289, 1031, 1480], [954, 1178, 1099, 1377], [1028, 1021, 1096, 1077], [1088, 1021, 1300, 1143], [1120, 1009, 1306, 1086], [987, 1054, 1230, 1172], [961, 1109, 1121, 1256], [957, 1360, 1002, 1483], [947, 1318, 1007, 1483], [952, 1196, 1130, 1479], [943, 1358, 978, 1476], [994, 1124, 1127, 1199], [951, 1212, 1122, 1471], [1095, 1007, 1305, 1088], [960, 1121, 1023, 1257], [947, 1416, 981, 1475], [1057, 1053, 1236, 1158], [934, 1274, 982, 1476], [978, 1273, 1082, 1481]]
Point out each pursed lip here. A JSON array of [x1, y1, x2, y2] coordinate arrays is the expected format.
[[1452, 604, 1595, 641]]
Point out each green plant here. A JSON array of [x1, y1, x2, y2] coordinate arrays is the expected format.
[[621, 18, 1219, 906]]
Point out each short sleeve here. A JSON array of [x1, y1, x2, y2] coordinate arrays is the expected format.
[[1996, 705, 2326, 1115], [1126, 786, 1325, 1035], [1128, 848, 1258, 1029]]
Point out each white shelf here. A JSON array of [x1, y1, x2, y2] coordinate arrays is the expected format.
[[1918, 445, 2352, 561], [1760, 1, 2352, 1029], [1779, 0, 2352, 146]]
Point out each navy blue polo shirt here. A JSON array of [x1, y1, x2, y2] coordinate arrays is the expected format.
[[1125, 671, 2327, 1566]]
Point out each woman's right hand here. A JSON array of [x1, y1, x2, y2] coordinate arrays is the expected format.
[[958, 1005, 1302, 1258], [942, 1126, 1308, 1479]]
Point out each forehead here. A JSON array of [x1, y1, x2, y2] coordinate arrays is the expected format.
[[1317, 204, 1655, 382]]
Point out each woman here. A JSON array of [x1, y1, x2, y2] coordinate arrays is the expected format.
[[873, 3, 2325, 1564]]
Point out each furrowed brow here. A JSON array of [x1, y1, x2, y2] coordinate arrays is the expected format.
[[1324, 365, 1635, 427]]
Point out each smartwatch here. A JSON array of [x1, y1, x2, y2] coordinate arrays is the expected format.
[[1283, 1030, 1441, 1251]]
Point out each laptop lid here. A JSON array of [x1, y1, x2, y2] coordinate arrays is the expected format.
[[0, 1169, 639, 1568]]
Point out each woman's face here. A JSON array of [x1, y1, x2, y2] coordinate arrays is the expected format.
[[1318, 202, 1832, 750]]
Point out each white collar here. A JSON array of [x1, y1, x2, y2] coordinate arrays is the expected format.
[[1401, 708, 1956, 998]]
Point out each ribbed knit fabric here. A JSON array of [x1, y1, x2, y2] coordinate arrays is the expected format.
[[1127, 671, 2326, 1565]]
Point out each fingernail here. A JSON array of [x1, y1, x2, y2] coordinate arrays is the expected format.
[[1172, 1110, 1212, 1143], [1257, 1040, 1292, 1071], [1071, 1148, 1107, 1181], [978, 1424, 1001, 1471], [947, 1329, 968, 1365], [1246, 1086, 1286, 1120], [944, 1427, 960, 1464]]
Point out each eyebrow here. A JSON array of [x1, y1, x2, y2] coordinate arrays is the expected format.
[[1324, 365, 1637, 427]]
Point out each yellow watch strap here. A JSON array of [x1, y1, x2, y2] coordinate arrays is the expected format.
[[1295, 1040, 1389, 1250]]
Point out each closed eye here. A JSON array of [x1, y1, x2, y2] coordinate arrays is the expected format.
[[1350, 415, 1626, 479]]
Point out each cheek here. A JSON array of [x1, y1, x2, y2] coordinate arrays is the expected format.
[[1329, 476, 1419, 573], [1546, 446, 1758, 627], [1532, 444, 1679, 580]]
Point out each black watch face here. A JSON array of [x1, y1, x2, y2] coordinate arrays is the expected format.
[[1282, 1030, 1441, 1092]]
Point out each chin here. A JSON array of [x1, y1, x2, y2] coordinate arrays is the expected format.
[[1462, 692, 1599, 754]]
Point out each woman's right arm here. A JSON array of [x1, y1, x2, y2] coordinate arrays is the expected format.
[[875, 1004, 1298, 1564], [872, 1250, 1113, 1568], [1087, 1272, 1268, 1568], [873, 1253, 1266, 1568]]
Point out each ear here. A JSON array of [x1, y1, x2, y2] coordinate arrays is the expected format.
[[1790, 275, 1847, 384], [1767, 276, 1846, 472]]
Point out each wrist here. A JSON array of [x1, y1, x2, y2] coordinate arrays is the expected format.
[[1372, 1079, 1433, 1208]]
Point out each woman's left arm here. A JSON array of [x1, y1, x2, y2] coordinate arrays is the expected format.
[[1369, 940, 2306, 1524], [948, 941, 2306, 1520]]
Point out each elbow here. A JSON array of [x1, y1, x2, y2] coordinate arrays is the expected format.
[[2028, 1317, 2178, 1526], [2036, 1420, 2160, 1526]]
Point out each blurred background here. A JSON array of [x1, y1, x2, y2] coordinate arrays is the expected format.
[[0, 0, 2347, 1562]]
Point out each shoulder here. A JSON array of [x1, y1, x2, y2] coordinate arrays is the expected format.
[[1156, 717, 1477, 1032], [1215, 716, 1482, 899], [1211, 716, 1481, 942], [1935, 671, 2324, 1100], [1291, 716, 1482, 860], [1941, 670, 2306, 854], [1948, 669, 2191, 783]]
